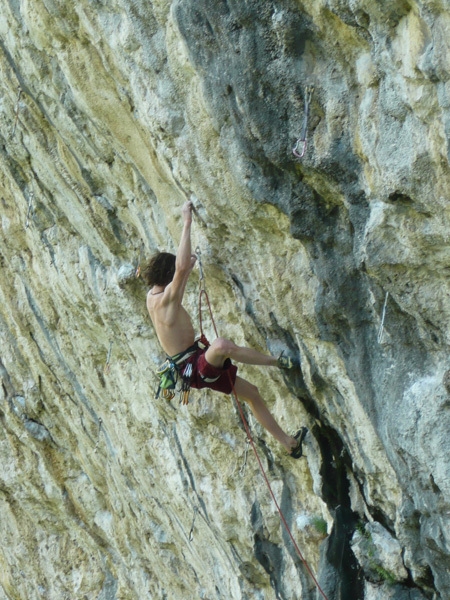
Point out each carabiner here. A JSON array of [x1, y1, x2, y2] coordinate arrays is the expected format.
[[195, 246, 204, 283]]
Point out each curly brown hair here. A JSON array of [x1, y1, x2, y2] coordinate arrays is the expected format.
[[141, 252, 176, 287]]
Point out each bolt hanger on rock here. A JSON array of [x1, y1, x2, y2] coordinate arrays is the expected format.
[[195, 246, 205, 289], [293, 85, 315, 160]]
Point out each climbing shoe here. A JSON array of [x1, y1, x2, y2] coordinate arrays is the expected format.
[[289, 427, 308, 459], [277, 351, 293, 369]]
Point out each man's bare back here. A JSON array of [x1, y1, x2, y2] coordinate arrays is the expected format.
[[147, 291, 196, 357]]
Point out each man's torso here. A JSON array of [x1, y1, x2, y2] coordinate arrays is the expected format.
[[147, 291, 196, 356]]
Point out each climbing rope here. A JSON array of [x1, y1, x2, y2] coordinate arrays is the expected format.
[[293, 85, 314, 160], [194, 249, 329, 600], [195, 246, 209, 340]]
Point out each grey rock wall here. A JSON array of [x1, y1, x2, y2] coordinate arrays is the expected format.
[[1, 0, 449, 598]]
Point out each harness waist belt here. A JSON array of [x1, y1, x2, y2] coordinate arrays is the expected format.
[[169, 338, 208, 368]]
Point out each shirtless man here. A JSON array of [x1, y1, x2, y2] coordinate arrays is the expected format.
[[143, 201, 306, 458]]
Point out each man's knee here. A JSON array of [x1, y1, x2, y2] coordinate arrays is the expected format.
[[247, 381, 260, 400], [211, 337, 236, 358], [242, 380, 261, 404]]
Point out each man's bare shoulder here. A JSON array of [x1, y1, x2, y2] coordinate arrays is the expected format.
[[147, 287, 165, 301], [146, 289, 155, 306], [146, 287, 177, 319], [146, 289, 164, 316]]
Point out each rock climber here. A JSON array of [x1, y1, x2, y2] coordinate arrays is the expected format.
[[142, 200, 307, 458]]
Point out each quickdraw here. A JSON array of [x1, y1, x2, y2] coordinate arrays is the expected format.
[[293, 85, 314, 160], [180, 362, 193, 405], [155, 338, 206, 404], [155, 358, 179, 401], [195, 246, 205, 285]]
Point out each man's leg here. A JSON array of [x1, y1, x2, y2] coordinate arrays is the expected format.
[[233, 376, 297, 453], [205, 337, 278, 368]]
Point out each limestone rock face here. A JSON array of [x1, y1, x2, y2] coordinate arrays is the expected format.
[[1, 0, 449, 598]]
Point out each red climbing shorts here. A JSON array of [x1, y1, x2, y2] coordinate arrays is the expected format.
[[182, 338, 238, 395]]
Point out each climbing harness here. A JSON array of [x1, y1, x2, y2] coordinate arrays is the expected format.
[[155, 341, 202, 402], [195, 248, 330, 600], [377, 292, 389, 344], [155, 344, 193, 404], [155, 358, 179, 401], [293, 85, 314, 160]]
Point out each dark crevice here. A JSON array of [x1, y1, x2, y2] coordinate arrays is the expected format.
[[251, 501, 286, 600], [171, 427, 210, 526], [314, 424, 365, 599]]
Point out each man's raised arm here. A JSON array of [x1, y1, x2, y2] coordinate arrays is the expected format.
[[176, 201, 195, 273], [163, 201, 197, 303]]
